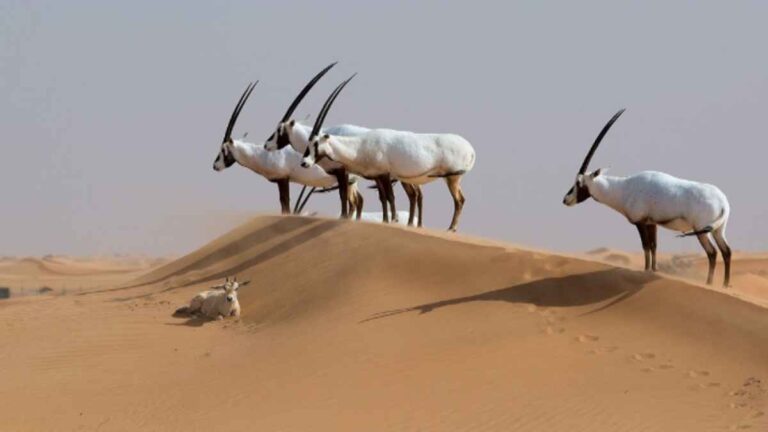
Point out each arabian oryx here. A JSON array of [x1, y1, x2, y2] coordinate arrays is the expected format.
[[263, 62, 371, 219], [563, 109, 732, 287], [212, 81, 364, 217], [175, 277, 248, 320], [301, 76, 476, 231]]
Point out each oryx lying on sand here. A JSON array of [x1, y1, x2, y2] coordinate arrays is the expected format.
[[175, 277, 248, 320]]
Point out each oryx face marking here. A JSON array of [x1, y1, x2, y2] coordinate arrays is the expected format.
[[301, 134, 330, 168], [563, 173, 596, 206], [213, 139, 237, 171]]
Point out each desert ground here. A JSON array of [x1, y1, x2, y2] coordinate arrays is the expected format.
[[1, 215, 766, 431]]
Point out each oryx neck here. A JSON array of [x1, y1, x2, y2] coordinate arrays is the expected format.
[[230, 139, 260, 164], [588, 174, 627, 213], [324, 135, 361, 167], [286, 122, 313, 153]]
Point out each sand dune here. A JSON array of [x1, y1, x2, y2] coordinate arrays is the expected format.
[[585, 247, 768, 306], [0, 216, 766, 431]]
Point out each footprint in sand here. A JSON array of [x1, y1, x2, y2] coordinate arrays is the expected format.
[[657, 363, 675, 370], [544, 326, 566, 335], [631, 352, 656, 361], [750, 411, 764, 419], [687, 370, 710, 378], [588, 346, 619, 355], [641, 367, 655, 373], [729, 424, 752, 430], [576, 334, 600, 343]]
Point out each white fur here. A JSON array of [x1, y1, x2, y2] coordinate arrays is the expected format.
[[565, 170, 730, 234], [185, 281, 241, 320], [303, 129, 476, 185]]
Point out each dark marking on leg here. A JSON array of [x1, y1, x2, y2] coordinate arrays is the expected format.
[[401, 182, 416, 227], [712, 228, 731, 288], [333, 170, 349, 219], [415, 184, 424, 228], [648, 224, 658, 272], [446, 175, 465, 232], [383, 175, 398, 223], [696, 233, 718, 285], [375, 177, 389, 223], [277, 179, 290, 215], [635, 224, 651, 271]]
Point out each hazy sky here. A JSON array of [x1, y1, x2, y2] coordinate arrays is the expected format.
[[1, 0, 766, 256]]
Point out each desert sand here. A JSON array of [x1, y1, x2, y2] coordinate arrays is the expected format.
[[1, 215, 766, 431]]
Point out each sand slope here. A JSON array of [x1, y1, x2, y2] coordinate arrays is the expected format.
[[1, 216, 766, 431]]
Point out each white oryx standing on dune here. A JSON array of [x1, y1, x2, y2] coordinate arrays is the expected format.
[[563, 109, 732, 287], [212, 81, 363, 216], [263, 62, 371, 219], [301, 76, 476, 231]]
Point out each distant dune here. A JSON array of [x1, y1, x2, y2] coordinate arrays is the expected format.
[[0, 216, 766, 431]]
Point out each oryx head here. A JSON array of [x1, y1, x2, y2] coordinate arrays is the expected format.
[[216, 276, 251, 303], [301, 74, 356, 168], [563, 109, 625, 206], [265, 62, 337, 151], [213, 82, 257, 171]]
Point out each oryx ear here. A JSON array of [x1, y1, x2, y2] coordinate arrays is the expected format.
[[592, 168, 606, 178], [289, 119, 296, 127], [323, 133, 330, 140]]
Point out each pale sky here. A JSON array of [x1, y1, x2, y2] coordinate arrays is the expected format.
[[1, 0, 766, 256]]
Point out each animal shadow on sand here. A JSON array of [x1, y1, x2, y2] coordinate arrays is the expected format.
[[111, 220, 339, 302], [168, 309, 222, 327], [362, 269, 657, 323], [85, 217, 316, 295]]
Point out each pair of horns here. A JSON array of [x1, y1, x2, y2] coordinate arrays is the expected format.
[[279, 62, 338, 124], [577, 108, 625, 175], [310, 73, 357, 140], [224, 81, 258, 142]]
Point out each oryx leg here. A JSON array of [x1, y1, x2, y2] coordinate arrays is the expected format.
[[383, 176, 398, 223], [415, 185, 424, 227], [277, 179, 291, 215], [350, 187, 364, 220], [712, 227, 731, 288], [635, 224, 651, 271], [375, 177, 390, 223], [401, 182, 417, 227], [334, 170, 350, 219], [446, 175, 465, 232], [648, 224, 658, 272], [696, 233, 718, 286]]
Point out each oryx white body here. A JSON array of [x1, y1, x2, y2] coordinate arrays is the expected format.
[[576, 170, 729, 234], [311, 129, 476, 185]]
